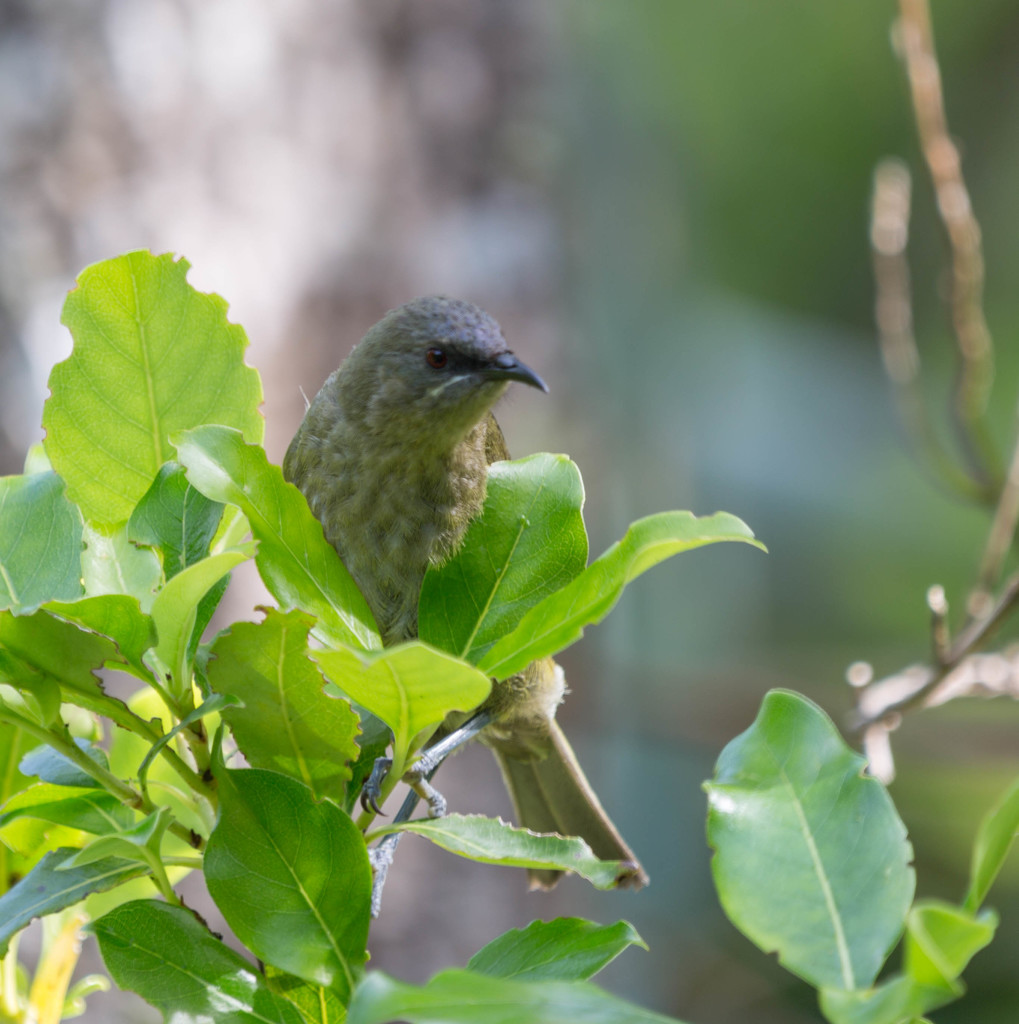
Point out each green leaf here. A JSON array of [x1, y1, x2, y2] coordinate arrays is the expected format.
[[20, 739, 110, 789], [208, 609, 360, 802], [479, 511, 764, 680], [43, 250, 264, 525], [23, 443, 52, 475], [467, 918, 647, 982], [819, 975, 949, 1024], [45, 594, 155, 679], [148, 545, 254, 698], [964, 773, 1019, 912], [312, 643, 490, 767], [0, 609, 124, 704], [205, 768, 371, 998], [0, 650, 62, 726], [420, 454, 588, 663], [175, 425, 380, 651], [904, 900, 996, 990], [819, 901, 996, 1024], [265, 966, 348, 1024], [347, 969, 689, 1024], [63, 807, 172, 869], [0, 782, 134, 835], [0, 722, 42, 806], [0, 472, 83, 613], [375, 814, 630, 890], [81, 522, 162, 612], [129, 461, 225, 578], [0, 849, 146, 957], [92, 899, 306, 1024], [705, 689, 915, 991], [188, 571, 231, 661]]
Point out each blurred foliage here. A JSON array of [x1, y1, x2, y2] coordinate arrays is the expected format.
[[554, 2, 1019, 1021]]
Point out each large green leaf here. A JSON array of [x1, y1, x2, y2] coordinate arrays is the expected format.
[[312, 643, 490, 767], [0, 472, 83, 614], [419, 454, 588, 663], [205, 768, 371, 999], [347, 969, 689, 1024], [129, 461, 225, 578], [374, 814, 629, 890], [208, 609, 360, 802], [92, 900, 306, 1024], [705, 690, 915, 991], [0, 849, 146, 957], [175, 425, 380, 651], [467, 918, 646, 982], [479, 511, 764, 680], [964, 773, 1019, 912], [43, 250, 263, 524]]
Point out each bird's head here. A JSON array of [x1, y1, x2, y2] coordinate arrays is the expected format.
[[340, 296, 547, 445]]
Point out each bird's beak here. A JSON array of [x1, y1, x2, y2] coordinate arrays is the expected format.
[[481, 352, 549, 393]]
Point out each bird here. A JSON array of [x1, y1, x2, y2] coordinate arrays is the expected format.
[[283, 295, 647, 890]]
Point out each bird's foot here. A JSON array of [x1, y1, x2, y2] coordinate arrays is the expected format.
[[359, 756, 393, 815], [403, 763, 447, 818]]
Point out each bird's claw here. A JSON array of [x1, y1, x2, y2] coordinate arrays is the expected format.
[[359, 756, 393, 815]]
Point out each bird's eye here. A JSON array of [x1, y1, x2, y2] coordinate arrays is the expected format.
[[426, 348, 448, 369]]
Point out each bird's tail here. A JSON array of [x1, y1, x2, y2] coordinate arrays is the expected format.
[[493, 719, 648, 890]]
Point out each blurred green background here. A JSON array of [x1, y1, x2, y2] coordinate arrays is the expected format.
[[1, 1, 1018, 1020]]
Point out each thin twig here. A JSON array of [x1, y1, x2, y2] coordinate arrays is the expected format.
[[896, 0, 999, 489], [970, 425, 1019, 615], [852, 571, 1019, 732], [870, 160, 987, 500]]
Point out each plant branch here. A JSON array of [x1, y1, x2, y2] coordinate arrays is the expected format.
[[870, 160, 988, 501], [970, 426, 1019, 614], [896, 0, 999, 488], [851, 571, 1019, 735]]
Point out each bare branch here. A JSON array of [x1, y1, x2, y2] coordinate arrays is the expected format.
[[971, 428, 1019, 613], [895, 0, 999, 488], [851, 572, 1019, 744], [870, 160, 988, 500]]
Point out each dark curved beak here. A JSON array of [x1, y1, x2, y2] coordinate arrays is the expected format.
[[481, 351, 549, 393]]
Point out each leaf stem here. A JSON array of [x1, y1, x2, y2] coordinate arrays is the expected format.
[[0, 707, 201, 850], [66, 688, 214, 801]]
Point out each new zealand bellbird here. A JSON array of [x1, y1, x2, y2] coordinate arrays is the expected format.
[[284, 296, 647, 889]]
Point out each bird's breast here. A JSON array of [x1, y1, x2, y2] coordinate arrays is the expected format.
[[304, 429, 490, 645]]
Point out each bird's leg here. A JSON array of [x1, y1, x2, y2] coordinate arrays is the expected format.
[[366, 709, 494, 916], [401, 708, 494, 815], [368, 787, 418, 918], [359, 709, 494, 817]]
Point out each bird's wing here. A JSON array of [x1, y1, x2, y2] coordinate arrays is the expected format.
[[483, 411, 511, 464]]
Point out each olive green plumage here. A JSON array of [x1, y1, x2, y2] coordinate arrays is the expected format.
[[284, 295, 646, 889]]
